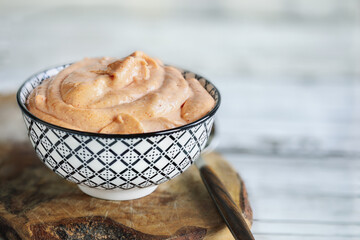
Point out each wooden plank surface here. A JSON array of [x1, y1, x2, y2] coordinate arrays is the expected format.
[[216, 81, 360, 156], [224, 153, 360, 239], [1, 94, 359, 238]]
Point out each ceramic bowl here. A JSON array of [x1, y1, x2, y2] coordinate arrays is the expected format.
[[17, 64, 221, 200]]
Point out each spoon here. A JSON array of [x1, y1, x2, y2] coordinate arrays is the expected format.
[[195, 125, 255, 240]]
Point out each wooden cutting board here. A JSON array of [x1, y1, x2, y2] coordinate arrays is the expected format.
[[0, 95, 252, 239]]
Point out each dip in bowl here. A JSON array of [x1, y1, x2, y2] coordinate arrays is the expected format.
[[17, 52, 220, 200]]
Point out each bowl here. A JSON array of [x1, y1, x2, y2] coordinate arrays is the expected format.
[[17, 64, 221, 200]]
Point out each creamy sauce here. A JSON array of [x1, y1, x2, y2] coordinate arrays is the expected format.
[[27, 51, 215, 134]]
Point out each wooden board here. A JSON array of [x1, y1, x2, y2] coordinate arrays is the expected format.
[[0, 142, 252, 240]]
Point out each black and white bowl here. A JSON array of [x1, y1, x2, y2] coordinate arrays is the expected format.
[[17, 64, 221, 200]]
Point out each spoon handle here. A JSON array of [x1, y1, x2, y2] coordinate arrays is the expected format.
[[199, 162, 255, 240]]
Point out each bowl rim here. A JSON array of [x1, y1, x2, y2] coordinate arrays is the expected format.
[[17, 63, 221, 139]]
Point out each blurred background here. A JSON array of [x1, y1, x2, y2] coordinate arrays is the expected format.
[[1, 0, 359, 156], [0, 0, 359, 238]]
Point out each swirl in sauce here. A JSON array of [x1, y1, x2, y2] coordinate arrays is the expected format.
[[27, 51, 215, 134]]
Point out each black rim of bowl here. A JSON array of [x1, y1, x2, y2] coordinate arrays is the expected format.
[[16, 64, 221, 139]]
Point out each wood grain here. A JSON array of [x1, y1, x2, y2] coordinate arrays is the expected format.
[[199, 165, 254, 240], [224, 152, 360, 238], [0, 142, 252, 240]]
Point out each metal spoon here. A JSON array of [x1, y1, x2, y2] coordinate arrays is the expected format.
[[195, 125, 255, 240]]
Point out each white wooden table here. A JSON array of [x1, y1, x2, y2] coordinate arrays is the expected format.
[[0, 0, 359, 239]]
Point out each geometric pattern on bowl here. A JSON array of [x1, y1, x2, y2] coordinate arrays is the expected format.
[[17, 64, 219, 190]]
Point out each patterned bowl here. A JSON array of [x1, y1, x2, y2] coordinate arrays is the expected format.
[[17, 64, 221, 200]]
